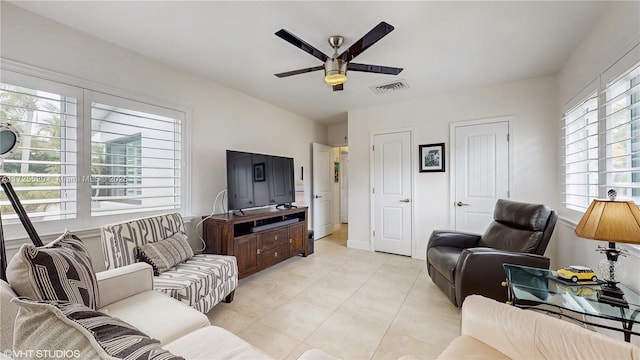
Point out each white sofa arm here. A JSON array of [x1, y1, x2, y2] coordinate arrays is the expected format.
[[96, 262, 154, 308], [460, 295, 537, 359]]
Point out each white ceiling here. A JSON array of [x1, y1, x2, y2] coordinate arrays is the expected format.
[[11, 1, 610, 125]]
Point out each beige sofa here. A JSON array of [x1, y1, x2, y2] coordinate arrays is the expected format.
[[438, 295, 640, 359], [1, 262, 334, 359]]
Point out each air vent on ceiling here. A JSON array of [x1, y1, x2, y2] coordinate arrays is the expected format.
[[370, 79, 410, 94]]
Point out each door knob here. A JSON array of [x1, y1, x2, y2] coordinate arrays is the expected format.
[[315, 195, 322, 198], [456, 201, 470, 207], [400, 198, 410, 203]]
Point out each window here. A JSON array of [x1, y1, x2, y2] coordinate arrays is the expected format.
[[0, 78, 78, 224], [563, 92, 599, 212], [90, 93, 182, 216], [562, 58, 640, 215], [0, 67, 186, 231], [604, 63, 640, 203], [93, 132, 142, 204]]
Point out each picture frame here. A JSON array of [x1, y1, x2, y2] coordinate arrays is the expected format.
[[253, 163, 265, 182], [334, 162, 339, 183], [419, 143, 445, 172]]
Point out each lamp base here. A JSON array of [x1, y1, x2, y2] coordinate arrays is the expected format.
[[597, 283, 629, 308]]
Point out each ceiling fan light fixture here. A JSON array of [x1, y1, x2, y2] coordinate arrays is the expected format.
[[324, 58, 347, 86]]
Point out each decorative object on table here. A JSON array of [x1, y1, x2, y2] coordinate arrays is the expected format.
[[574, 190, 640, 307], [419, 143, 445, 172], [0, 123, 44, 282], [556, 265, 598, 283]]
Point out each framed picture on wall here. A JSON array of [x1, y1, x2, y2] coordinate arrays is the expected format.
[[253, 163, 265, 182], [419, 143, 445, 172]]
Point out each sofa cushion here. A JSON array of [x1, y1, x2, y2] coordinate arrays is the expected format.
[[100, 289, 210, 345], [101, 213, 186, 270], [138, 233, 194, 275], [153, 254, 238, 313], [6, 231, 100, 309], [12, 298, 182, 360], [492, 199, 551, 231], [478, 221, 542, 253], [164, 326, 272, 359]]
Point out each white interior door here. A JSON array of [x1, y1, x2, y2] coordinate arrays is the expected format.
[[453, 120, 509, 233], [313, 143, 334, 239], [340, 151, 348, 224], [373, 132, 412, 256]]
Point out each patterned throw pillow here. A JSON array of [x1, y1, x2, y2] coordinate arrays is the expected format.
[[137, 233, 194, 275], [6, 231, 100, 309], [12, 298, 183, 360]]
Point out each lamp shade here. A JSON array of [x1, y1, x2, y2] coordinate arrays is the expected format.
[[324, 57, 347, 86], [575, 199, 640, 244]]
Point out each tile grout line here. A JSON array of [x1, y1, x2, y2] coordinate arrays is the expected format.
[[369, 267, 422, 360], [297, 251, 385, 356]]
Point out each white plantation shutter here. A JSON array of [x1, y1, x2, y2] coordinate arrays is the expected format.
[[603, 62, 640, 202], [89, 92, 183, 216], [562, 91, 599, 212], [0, 66, 188, 233], [0, 78, 78, 223]]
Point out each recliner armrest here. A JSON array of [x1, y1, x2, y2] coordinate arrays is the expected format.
[[428, 230, 481, 250], [96, 262, 154, 308], [455, 248, 550, 306]]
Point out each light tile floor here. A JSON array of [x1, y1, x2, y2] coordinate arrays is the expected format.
[[207, 226, 461, 359]]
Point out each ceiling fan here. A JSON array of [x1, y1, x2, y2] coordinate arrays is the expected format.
[[274, 21, 403, 91]]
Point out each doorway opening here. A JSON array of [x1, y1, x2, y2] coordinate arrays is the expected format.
[[311, 143, 348, 246]]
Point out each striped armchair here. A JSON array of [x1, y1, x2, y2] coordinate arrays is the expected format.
[[100, 213, 238, 313]]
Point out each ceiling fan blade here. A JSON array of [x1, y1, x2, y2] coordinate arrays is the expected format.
[[348, 63, 403, 75], [275, 66, 324, 78], [332, 84, 344, 91], [339, 22, 394, 62], [275, 29, 329, 62]]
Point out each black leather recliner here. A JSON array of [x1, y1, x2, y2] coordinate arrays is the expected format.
[[426, 199, 558, 307]]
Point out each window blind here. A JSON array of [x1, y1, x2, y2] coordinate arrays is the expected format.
[[0, 82, 78, 223], [562, 91, 599, 211], [603, 62, 640, 202], [90, 96, 182, 216]]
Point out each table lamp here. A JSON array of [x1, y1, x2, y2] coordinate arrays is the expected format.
[[574, 190, 640, 307]]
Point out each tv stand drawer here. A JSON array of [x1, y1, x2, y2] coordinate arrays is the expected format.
[[259, 244, 289, 268], [260, 229, 289, 249]]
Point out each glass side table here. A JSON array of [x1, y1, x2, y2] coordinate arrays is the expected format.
[[503, 263, 640, 342]]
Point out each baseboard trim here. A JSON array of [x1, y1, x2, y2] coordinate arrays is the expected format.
[[347, 240, 371, 251]]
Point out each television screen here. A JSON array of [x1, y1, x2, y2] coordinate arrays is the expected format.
[[226, 150, 295, 211]]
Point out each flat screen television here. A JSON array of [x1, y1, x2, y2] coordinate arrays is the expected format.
[[226, 150, 295, 213]]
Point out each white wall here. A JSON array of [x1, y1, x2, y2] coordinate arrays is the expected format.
[[348, 76, 559, 260], [556, 1, 640, 297], [328, 123, 348, 146], [0, 3, 327, 270]]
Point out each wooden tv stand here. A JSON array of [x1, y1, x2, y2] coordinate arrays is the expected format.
[[202, 207, 308, 279]]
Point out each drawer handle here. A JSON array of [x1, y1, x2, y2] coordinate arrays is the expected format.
[[289, 239, 292, 243], [257, 249, 261, 255], [275, 235, 278, 240], [275, 252, 278, 257]]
